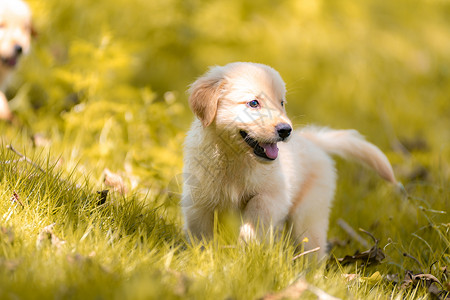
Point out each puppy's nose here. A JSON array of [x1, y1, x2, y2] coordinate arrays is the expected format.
[[14, 45, 23, 55], [276, 123, 292, 139]]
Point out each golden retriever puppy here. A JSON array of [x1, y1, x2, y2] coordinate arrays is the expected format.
[[0, 0, 32, 120], [182, 62, 396, 258]]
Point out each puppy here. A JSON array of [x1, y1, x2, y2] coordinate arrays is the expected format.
[[182, 62, 396, 258], [0, 0, 33, 120]]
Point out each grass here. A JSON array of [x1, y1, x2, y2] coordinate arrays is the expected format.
[[1, 0, 449, 298], [0, 125, 448, 299]]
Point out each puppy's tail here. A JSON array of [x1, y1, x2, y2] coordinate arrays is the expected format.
[[300, 126, 396, 184]]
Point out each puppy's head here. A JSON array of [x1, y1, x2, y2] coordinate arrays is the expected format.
[[188, 62, 292, 161], [0, 0, 32, 71]]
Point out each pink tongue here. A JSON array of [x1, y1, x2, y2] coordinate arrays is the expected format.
[[6, 57, 17, 67], [260, 143, 279, 159]]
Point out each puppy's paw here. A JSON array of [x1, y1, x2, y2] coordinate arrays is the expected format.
[[239, 223, 256, 243]]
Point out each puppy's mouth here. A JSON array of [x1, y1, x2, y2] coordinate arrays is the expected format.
[[239, 130, 279, 160], [1, 55, 20, 68]]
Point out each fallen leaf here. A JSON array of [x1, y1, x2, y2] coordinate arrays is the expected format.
[[331, 229, 385, 267], [342, 272, 383, 284], [262, 278, 340, 300], [398, 270, 449, 300], [103, 168, 128, 194], [0, 226, 14, 244], [334, 244, 385, 267], [262, 279, 309, 300], [412, 273, 441, 286], [36, 223, 66, 250], [361, 271, 383, 284]]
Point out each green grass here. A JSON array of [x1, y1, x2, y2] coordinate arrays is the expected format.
[[0, 123, 448, 300], [1, 0, 449, 298], [0, 143, 447, 299]]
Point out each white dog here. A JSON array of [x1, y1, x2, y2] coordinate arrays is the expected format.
[[182, 62, 396, 258], [0, 0, 33, 121]]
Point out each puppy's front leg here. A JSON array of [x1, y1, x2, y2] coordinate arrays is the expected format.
[[182, 199, 215, 241], [239, 192, 289, 242], [0, 92, 12, 121]]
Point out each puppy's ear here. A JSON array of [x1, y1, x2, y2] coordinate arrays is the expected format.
[[188, 70, 225, 127]]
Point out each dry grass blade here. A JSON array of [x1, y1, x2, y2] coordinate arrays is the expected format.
[[6, 144, 45, 173], [292, 247, 321, 261], [403, 252, 424, 270], [337, 218, 370, 248], [10, 191, 24, 207]]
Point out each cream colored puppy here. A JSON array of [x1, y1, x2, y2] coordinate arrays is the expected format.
[[182, 62, 396, 257], [0, 0, 33, 120]]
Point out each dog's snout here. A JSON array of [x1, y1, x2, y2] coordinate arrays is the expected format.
[[276, 123, 292, 139], [14, 45, 23, 55]]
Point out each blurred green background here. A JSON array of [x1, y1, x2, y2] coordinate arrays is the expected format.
[[6, 0, 449, 187]]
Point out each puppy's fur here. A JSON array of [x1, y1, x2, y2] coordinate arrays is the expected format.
[[0, 0, 33, 120], [182, 62, 396, 257]]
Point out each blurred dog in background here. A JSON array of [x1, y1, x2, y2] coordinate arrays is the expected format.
[[0, 0, 33, 121]]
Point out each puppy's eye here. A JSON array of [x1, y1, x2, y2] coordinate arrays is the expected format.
[[281, 101, 285, 107], [247, 100, 260, 108]]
